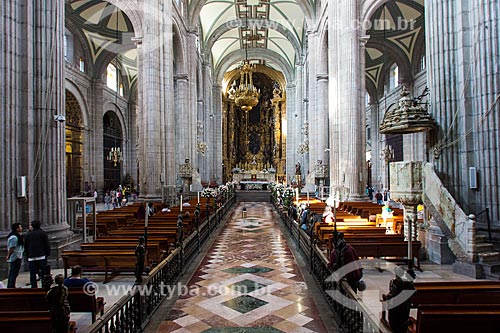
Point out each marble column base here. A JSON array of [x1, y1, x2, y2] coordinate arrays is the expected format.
[[44, 224, 80, 269], [426, 225, 455, 264], [452, 261, 484, 279]]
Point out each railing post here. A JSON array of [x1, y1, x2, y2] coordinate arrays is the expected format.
[[195, 204, 201, 252], [177, 214, 184, 269]]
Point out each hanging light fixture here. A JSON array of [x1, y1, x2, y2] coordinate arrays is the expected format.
[[106, 6, 123, 167], [228, 5, 260, 112], [108, 147, 123, 166]]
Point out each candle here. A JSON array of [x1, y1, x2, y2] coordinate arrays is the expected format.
[[307, 191, 310, 204], [296, 188, 299, 205], [180, 195, 183, 212], [145, 202, 149, 227], [197, 191, 200, 204]]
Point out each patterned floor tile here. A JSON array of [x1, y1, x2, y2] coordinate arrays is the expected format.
[[156, 203, 327, 333]]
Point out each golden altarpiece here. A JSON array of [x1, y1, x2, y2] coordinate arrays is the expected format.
[[222, 65, 286, 184]]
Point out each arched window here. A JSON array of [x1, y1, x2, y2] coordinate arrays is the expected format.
[[389, 64, 399, 90], [420, 55, 426, 71], [106, 63, 118, 91]]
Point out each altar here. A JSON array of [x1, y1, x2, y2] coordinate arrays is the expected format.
[[233, 171, 275, 190]]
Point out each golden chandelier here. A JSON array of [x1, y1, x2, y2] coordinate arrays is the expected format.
[[107, 147, 123, 166], [228, 60, 260, 112]]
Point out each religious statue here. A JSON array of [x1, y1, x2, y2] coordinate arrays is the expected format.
[[295, 162, 302, 175]]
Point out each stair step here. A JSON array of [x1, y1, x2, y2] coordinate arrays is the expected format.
[[482, 263, 500, 275], [476, 234, 489, 242], [478, 251, 500, 263], [476, 243, 494, 252], [485, 273, 500, 281]]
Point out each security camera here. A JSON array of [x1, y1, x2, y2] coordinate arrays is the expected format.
[[53, 115, 66, 122]]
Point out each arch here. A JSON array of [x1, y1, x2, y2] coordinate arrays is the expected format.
[[203, 18, 303, 65], [65, 0, 144, 37], [65, 79, 90, 129], [215, 49, 294, 85], [103, 101, 128, 141], [361, 0, 392, 33], [188, 0, 314, 28], [172, 19, 186, 75], [64, 21, 93, 73]]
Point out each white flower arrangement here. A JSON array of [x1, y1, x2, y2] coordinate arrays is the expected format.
[[268, 166, 276, 173], [201, 187, 218, 198], [232, 167, 241, 173], [218, 185, 229, 193]]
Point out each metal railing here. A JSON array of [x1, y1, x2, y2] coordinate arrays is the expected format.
[[274, 201, 389, 333], [80, 194, 236, 333]]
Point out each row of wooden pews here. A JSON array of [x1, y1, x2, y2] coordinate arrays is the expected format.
[[305, 201, 422, 269], [381, 280, 500, 332], [0, 287, 105, 331], [62, 198, 212, 282]]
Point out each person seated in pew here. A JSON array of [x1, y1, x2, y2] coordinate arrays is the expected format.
[[64, 265, 92, 288], [323, 206, 334, 224], [382, 266, 416, 333], [328, 233, 363, 293], [47, 274, 71, 333]]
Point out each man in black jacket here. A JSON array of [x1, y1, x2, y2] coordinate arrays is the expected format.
[[25, 220, 51, 288]]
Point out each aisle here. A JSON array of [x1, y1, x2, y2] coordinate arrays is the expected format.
[[155, 203, 329, 333]]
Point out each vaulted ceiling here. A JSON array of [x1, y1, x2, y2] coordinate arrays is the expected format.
[[197, 0, 310, 72], [365, 0, 425, 94]]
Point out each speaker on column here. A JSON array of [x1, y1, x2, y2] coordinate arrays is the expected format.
[[469, 167, 478, 190], [17, 176, 27, 198]]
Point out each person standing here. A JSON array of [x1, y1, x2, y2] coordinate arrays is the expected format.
[[134, 236, 146, 284], [104, 192, 111, 210], [24, 220, 51, 288], [5, 223, 24, 288]]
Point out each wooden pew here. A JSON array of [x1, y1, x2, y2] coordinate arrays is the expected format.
[[349, 241, 422, 269], [411, 281, 500, 307], [0, 288, 104, 323], [80, 241, 162, 262], [0, 311, 52, 332], [318, 225, 386, 242], [409, 304, 500, 333], [62, 250, 137, 283], [326, 234, 405, 256], [96, 235, 170, 250]]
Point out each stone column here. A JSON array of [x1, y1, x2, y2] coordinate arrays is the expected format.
[[426, 0, 500, 219], [27, 1, 70, 238], [212, 84, 223, 184], [139, 0, 170, 198], [316, 74, 329, 169], [285, 84, 297, 180], [174, 74, 190, 167], [0, 0, 26, 233], [90, 80, 105, 191], [329, 0, 366, 198]]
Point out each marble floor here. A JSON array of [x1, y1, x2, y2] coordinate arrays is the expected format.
[[2, 202, 478, 332], [154, 203, 330, 333]]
